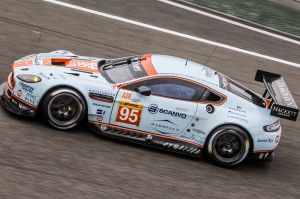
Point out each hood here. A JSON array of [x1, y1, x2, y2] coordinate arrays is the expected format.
[[12, 50, 109, 83], [13, 50, 104, 74]]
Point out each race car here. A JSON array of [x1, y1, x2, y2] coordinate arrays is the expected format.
[[0, 50, 298, 167]]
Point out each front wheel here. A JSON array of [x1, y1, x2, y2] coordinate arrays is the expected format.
[[206, 125, 251, 167], [42, 88, 86, 130]]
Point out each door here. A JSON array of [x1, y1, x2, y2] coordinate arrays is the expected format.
[[110, 77, 205, 138]]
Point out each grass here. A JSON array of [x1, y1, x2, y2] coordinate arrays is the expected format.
[[189, 0, 300, 37]]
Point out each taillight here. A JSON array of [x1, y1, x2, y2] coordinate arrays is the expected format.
[[263, 120, 280, 132]]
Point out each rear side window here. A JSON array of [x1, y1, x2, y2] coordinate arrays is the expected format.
[[201, 90, 221, 102], [219, 74, 265, 107]]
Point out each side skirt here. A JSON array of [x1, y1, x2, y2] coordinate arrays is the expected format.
[[89, 121, 203, 158]]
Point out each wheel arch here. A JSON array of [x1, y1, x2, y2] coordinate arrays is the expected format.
[[204, 123, 254, 153], [37, 85, 89, 118]]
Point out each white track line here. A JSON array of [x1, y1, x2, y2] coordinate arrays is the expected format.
[[158, 0, 300, 46], [43, 0, 300, 68]]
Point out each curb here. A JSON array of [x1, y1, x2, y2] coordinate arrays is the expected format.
[[170, 0, 300, 42]]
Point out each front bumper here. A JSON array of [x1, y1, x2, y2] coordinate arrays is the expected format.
[[0, 82, 36, 117]]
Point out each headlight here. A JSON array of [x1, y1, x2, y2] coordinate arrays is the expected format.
[[263, 120, 280, 132], [17, 74, 41, 83]]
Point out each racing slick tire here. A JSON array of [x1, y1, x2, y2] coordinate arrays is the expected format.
[[206, 125, 251, 167], [42, 88, 86, 130]]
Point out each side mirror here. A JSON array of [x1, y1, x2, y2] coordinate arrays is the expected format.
[[136, 86, 151, 96]]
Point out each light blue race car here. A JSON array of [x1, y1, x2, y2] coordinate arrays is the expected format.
[[1, 50, 298, 167]]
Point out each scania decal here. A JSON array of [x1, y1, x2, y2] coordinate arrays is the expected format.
[[148, 104, 187, 119]]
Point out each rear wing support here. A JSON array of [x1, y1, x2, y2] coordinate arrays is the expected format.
[[255, 70, 298, 121]]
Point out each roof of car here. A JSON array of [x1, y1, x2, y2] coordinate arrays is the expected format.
[[150, 54, 220, 88]]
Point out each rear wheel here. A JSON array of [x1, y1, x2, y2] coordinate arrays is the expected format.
[[206, 125, 251, 167], [42, 88, 86, 130]]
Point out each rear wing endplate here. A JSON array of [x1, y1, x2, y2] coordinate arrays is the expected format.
[[255, 70, 298, 121]]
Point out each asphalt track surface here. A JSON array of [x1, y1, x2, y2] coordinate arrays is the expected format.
[[0, 0, 299, 198]]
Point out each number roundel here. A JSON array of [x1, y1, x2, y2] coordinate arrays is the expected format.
[[116, 101, 143, 126]]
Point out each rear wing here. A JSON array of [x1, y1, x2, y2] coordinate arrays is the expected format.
[[255, 70, 298, 121]]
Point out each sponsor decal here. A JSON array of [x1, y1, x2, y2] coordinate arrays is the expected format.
[[176, 107, 188, 111], [111, 85, 118, 90], [179, 133, 205, 144], [275, 135, 280, 144], [89, 91, 114, 103], [271, 104, 298, 121], [39, 73, 51, 80], [121, 91, 132, 101], [229, 106, 246, 113], [219, 75, 229, 90], [132, 98, 141, 103], [228, 111, 247, 118], [96, 116, 103, 121], [206, 104, 214, 114], [92, 103, 111, 109], [162, 142, 201, 155], [227, 115, 248, 123], [191, 128, 205, 135], [13, 59, 33, 68], [274, 79, 296, 107], [25, 93, 37, 104], [202, 66, 214, 78], [146, 134, 153, 141], [96, 109, 105, 116], [19, 82, 34, 93], [131, 61, 142, 72], [11, 98, 18, 106], [34, 57, 42, 65], [150, 120, 179, 134], [116, 101, 143, 126], [148, 104, 187, 119], [18, 103, 28, 110], [89, 89, 115, 97], [17, 90, 22, 97], [257, 138, 274, 143]]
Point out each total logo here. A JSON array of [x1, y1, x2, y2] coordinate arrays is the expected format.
[[148, 104, 187, 119]]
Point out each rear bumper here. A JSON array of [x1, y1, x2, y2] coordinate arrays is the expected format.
[[0, 82, 36, 117]]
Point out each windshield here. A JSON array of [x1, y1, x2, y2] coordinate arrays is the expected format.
[[100, 56, 148, 83], [219, 74, 265, 107]]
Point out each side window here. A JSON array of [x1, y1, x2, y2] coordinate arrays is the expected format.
[[148, 83, 195, 100], [146, 78, 204, 101]]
